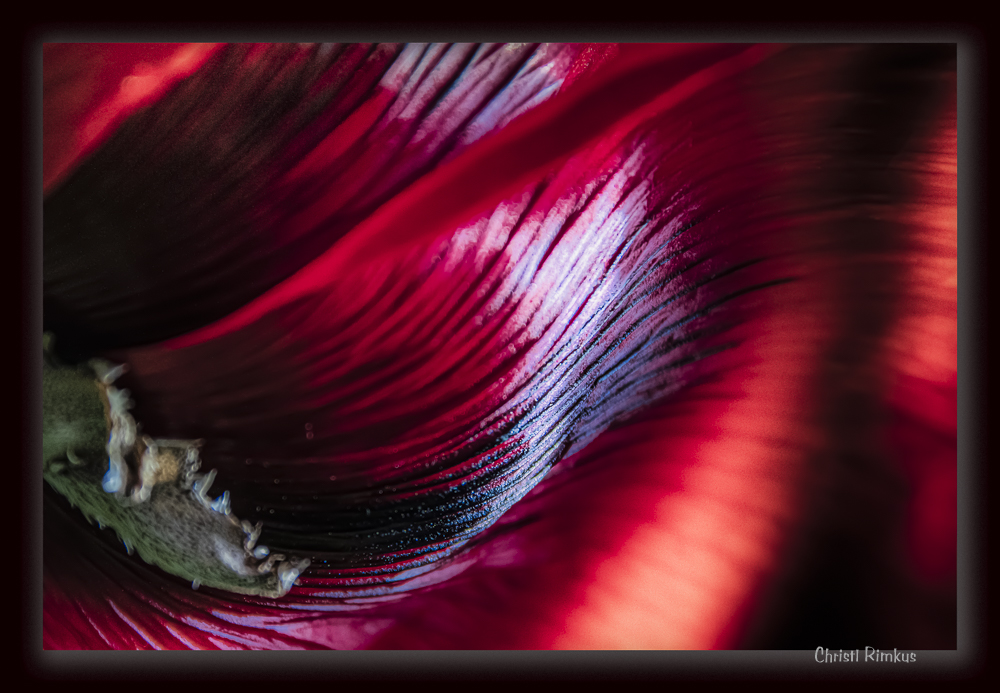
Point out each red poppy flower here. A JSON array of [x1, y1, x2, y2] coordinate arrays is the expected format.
[[42, 42, 957, 650]]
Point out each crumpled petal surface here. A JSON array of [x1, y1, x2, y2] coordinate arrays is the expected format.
[[42, 43, 957, 649]]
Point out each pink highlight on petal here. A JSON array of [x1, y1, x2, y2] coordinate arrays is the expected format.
[[278, 44, 589, 244], [281, 87, 397, 185], [43, 43, 223, 193], [167, 44, 781, 349], [552, 286, 825, 648], [882, 91, 957, 588]]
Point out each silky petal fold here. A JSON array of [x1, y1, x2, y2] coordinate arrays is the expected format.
[[44, 43, 605, 354], [42, 43, 958, 650], [108, 51, 779, 586]]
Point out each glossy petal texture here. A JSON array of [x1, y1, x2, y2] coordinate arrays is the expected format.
[[44, 43, 614, 354], [42, 43, 957, 649]]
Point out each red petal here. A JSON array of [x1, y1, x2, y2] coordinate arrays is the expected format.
[[43, 43, 223, 194], [43, 44, 957, 650], [44, 44, 605, 352]]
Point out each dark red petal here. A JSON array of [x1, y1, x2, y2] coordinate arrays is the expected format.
[[43, 44, 957, 650], [43, 43, 223, 194], [104, 45, 777, 579], [880, 97, 957, 637], [165, 44, 775, 348], [44, 43, 607, 354]]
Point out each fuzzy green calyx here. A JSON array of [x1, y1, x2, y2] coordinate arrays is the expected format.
[[41, 334, 310, 598], [42, 339, 109, 473]]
